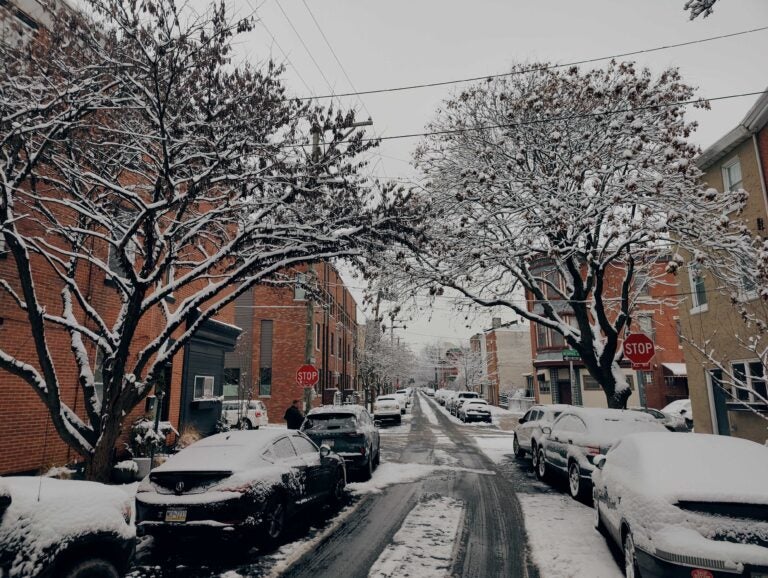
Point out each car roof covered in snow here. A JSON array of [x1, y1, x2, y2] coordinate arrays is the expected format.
[[154, 428, 294, 473], [532, 404, 572, 412], [607, 432, 768, 504], [307, 404, 368, 417]]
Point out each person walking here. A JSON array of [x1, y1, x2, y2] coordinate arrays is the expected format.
[[284, 399, 305, 430]]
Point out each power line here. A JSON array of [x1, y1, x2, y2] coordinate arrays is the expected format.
[[295, 25, 768, 100]]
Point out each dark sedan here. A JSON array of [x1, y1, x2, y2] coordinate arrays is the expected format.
[[301, 405, 380, 480], [135, 429, 346, 547]]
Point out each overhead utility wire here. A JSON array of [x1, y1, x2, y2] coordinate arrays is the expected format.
[[296, 25, 768, 100]]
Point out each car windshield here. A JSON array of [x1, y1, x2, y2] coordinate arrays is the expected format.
[[304, 414, 357, 430]]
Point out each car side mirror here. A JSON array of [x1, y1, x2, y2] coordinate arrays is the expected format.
[[541, 426, 551, 435], [319, 445, 331, 458], [518, 417, 526, 424], [593, 455, 607, 470]]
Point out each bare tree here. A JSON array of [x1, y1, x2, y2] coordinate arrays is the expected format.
[[0, 0, 408, 480], [388, 61, 753, 408]]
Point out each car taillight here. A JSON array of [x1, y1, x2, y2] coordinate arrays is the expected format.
[[359, 446, 366, 455], [690, 570, 713, 578], [586, 445, 601, 456], [254, 412, 262, 417], [219, 484, 251, 494]]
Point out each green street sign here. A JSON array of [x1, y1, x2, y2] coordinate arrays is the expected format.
[[562, 349, 580, 360]]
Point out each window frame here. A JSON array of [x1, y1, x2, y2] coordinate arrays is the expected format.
[[688, 263, 708, 314], [730, 360, 767, 403], [193, 374, 215, 400]]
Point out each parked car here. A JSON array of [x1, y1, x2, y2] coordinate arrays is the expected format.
[[394, 390, 410, 412], [0, 476, 135, 578], [630, 406, 688, 432], [661, 398, 693, 430], [458, 399, 492, 423], [513, 404, 571, 460], [448, 391, 480, 415], [536, 407, 666, 500], [301, 405, 380, 480], [221, 399, 268, 430], [135, 429, 346, 547], [424, 389, 435, 397], [592, 432, 768, 577], [373, 395, 402, 425]]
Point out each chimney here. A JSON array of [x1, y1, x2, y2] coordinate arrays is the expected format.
[[491, 317, 501, 329]]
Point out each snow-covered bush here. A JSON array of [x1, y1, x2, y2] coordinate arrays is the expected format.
[[129, 417, 173, 458]]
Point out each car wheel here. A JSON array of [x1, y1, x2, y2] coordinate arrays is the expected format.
[[396, 416, 401, 425], [361, 453, 374, 481], [593, 488, 605, 533], [261, 495, 286, 546], [513, 435, 526, 458], [61, 558, 120, 578], [535, 447, 548, 481], [568, 461, 587, 500], [623, 528, 641, 578], [328, 468, 346, 507], [373, 447, 381, 467], [239, 419, 252, 430]]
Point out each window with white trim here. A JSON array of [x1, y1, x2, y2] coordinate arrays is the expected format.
[[723, 157, 743, 192], [193, 375, 215, 400], [93, 348, 105, 404], [294, 273, 307, 301], [688, 264, 707, 311], [731, 361, 767, 403], [636, 314, 655, 342], [108, 208, 138, 278]]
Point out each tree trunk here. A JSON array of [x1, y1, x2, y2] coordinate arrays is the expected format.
[[84, 425, 121, 483]]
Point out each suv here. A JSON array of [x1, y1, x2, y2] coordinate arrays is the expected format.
[[449, 391, 480, 415], [0, 476, 135, 578], [373, 395, 402, 424], [301, 405, 381, 480], [513, 404, 570, 461], [221, 399, 268, 429]]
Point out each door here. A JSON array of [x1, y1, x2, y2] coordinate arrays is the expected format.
[[290, 434, 329, 501], [517, 409, 537, 448], [557, 380, 572, 405], [272, 436, 310, 509], [710, 369, 731, 436]]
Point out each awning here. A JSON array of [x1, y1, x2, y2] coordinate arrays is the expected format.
[[661, 363, 687, 376]]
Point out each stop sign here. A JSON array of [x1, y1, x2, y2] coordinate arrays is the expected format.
[[623, 333, 655, 364], [296, 364, 319, 387]]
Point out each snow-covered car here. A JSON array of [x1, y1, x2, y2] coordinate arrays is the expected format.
[[513, 404, 570, 459], [135, 429, 346, 546], [424, 389, 435, 397], [373, 395, 402, 424], [592, 432, 768, 577], [458, 399, 492, 423], [394, 390, 410, 412], [630, 406, 688, 432], [221, 399, 268, 430], [448, 391, 480, 415], [535, 407, 666, 500], [661, 398, 693, 430], [301, 405, 380, 480], [0, 476, 135, 578]]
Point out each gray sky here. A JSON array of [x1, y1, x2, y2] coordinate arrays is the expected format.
[[235, 0, 768, 349]]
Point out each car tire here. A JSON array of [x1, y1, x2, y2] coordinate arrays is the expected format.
[[328, 468, 346, 507], [535, 447, 548, 481], [373, 447, 380, 467], [593, 489, 605, 533], [260, 495, 286, 548], [568, 461, 588, 501], [239, 419, 252, 430], [61, 558, 120, 578], [623, 528, 641, 578], [361, 453, 374, 481], [396, 416, 402, 425], [513, 435, 526, 459]]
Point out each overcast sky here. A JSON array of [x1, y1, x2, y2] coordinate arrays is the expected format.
[[234, 0, 768, 350]]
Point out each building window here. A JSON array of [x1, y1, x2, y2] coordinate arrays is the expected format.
[[93, 348, 105, 405], [330, 333, 335, 356], [315, 323, 321, 350], [536, 322, 565, 349], [193, 375, 215, 400], [259, 320, 273, 396], [738, 255, 758, 300], [537, 373, 551, 395], [107, 208, 138, 278], [223, 368, 240, 398], [688, 264, 707, 311], [294, 273, 307, 301], [731, 361, 767, 402], [582, 374, 601, 390], [722, 157, 743, 192], [633, 271, 651, 296], [636, 314, 654, 342], [338, 336, 342, 358]]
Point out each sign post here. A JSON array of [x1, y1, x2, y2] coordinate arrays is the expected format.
[[297, 365, 320, 414], [622, 333, 655, 370], [562, 349, 581, 405]]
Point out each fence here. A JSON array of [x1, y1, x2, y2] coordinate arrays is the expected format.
[[499, 390, 536, 413]]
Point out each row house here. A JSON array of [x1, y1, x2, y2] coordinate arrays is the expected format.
[[527, 262, 687, 410], [678, 90, 768, 443], [223, 263, 360, 420], [472, 319, 532, 406]]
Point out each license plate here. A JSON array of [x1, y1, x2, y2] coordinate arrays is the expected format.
[[165, 508, 187, 522], [322, 439, 335, 448]]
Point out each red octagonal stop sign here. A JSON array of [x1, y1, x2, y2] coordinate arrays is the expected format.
[[296, 364, 319, 387], [623, 333, 655, 365]]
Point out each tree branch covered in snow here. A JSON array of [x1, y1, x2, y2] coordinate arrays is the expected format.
[[684, 0, 718, 19], [380, 61, 755, 408], [0, 0, 414, 480]]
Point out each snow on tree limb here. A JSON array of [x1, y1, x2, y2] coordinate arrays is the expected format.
[[684, 0, 718, 19]]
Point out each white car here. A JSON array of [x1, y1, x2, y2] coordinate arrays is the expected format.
[[661, 398, 693, 429], [513, 404, 570, 459], [394, 390, 410, 411], [458, 399, 492, 423], [221, 399, 268, 430], [449, 391, 480, 415], [592, 432, 768, 577], [373, 395, 402, 424], [536, 407, 666, 500]]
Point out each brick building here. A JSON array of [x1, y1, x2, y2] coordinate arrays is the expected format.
[[473, 320, 532, 406], [224, 262, 360, 423], [527, 261, 687, 410]]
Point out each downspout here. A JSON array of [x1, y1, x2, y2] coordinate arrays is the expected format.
[[753, 133, 768, 223]]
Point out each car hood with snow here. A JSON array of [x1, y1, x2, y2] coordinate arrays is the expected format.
[[0, 477, 134, 578]]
